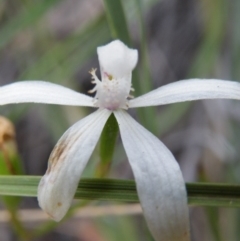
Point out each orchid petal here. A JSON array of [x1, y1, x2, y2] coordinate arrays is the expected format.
[[114, 110, 190, 241], [0, 81, 94, 107], [129, 79, 240, 108], [97, 40, 138, 78], [38, 108, 111, 221]]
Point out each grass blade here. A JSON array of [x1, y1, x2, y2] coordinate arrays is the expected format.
[[1, 176, 240, 207]]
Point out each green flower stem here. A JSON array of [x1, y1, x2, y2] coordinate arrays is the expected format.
[[0, 176, 240, 207]]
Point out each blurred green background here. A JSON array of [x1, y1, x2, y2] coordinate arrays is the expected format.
[[0, 0, 240, 240]]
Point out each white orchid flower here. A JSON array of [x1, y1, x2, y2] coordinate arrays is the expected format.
[[1, 40, 240, 241]]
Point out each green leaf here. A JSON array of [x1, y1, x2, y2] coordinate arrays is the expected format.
[[96, 114, 119, 177], [103, 0, 131, 45], [1, 176, 240, 207]]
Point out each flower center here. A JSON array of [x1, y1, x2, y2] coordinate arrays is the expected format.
[[88, 68, 134, 111]]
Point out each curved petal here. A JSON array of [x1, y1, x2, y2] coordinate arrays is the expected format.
[[38, 108, 111, 221], [0, 81, 94, 107], [114, 110, 190, 241], [129, 79, 240, 108]]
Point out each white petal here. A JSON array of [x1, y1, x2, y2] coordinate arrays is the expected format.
[[129, 79, 240, 108], [97, 40, 138, 78], [38, 108, 111, 221], [0, 81, 94, 107], [114, 110, 190, 241]]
